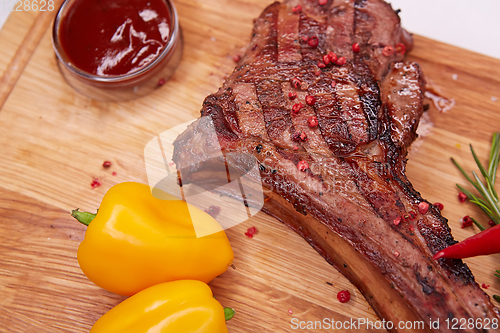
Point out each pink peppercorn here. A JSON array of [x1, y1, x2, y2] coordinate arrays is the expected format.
[[90, 178, 101, 189], [245, 226, 258, 238], [461, 215, 473, 228], [337, 290, 350, 303], [328, 51, 337, 63], [308, 116, 319, 127], [335, 56, 346, 66], [308, 36, 319, 48], [418, 202, 429, 214], [292, 5, 302, 13], [393, 216, 401, 226], [434, 202, 444, 211], [291, 77, 301, 89], [292, 103, 303, 114], [305, 95, 316, 106], [297, 161, 309, 172]]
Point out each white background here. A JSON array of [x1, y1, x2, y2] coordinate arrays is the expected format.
[[0, 0, 499, 59], [390, 0, 500, 60]]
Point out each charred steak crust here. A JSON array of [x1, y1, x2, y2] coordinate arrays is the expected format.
[[173, 0, 500, 331]]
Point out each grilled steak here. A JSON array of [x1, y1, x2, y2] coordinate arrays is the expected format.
[[172, 0, 500, 331]]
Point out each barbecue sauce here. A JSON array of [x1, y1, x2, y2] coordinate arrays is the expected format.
[[59, 0, 171, 76]]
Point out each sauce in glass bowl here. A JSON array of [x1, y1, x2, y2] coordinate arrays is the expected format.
[[53, 0, 182, 101]]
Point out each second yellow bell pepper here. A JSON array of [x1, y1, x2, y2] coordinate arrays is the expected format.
[[90, 280, 229, 333], [73, 182, 234, 296]]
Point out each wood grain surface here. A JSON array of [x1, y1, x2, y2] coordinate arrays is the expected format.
[[0, 0, 500, 332]]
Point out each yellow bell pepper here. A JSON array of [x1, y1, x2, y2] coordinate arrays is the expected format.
[[90, 280, 230, 333], [72, 182, 234, 296]]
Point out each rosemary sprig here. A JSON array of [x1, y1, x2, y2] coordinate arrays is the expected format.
[[453, 133, 500, 297], [452, 133, 500, 228]]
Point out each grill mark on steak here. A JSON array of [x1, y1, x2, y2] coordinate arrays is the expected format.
[[327, 0, 356, 59], [277, 7, 302, 62], [172, 0, 500, 331], [310, 76, 355, 155], [256, 79, 296, 146], [232, 83, 269, 139], [256, 2, 279, 64], [200, 93, 239, 150], [299, 12, 327, 59], [351, 59, 382, 141]]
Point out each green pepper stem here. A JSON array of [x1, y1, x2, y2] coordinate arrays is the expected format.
[[71, 209, 96, 226], [224, 307, 235, 321]]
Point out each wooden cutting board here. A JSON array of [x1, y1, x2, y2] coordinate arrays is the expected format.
[[1, 1, 499, 332]]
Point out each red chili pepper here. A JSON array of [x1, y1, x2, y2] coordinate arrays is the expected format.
[[352, 42, 360, 53], [433, 223, 500, 260], [308, 36, 319, 48], [337, 290, 350, 303]]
